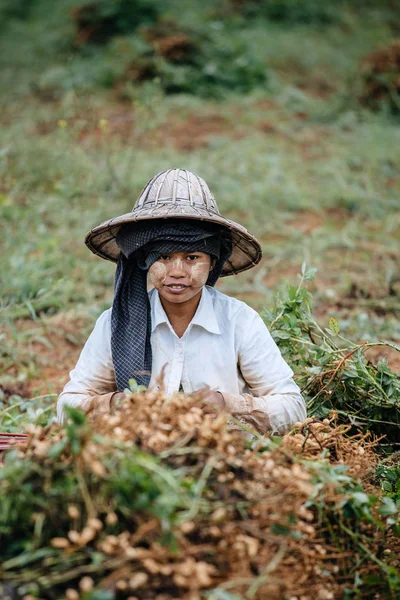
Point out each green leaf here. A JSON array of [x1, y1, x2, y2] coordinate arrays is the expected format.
[[328, 317, 340, 335], [272, 331, 292, 340], [270, 523, 291, 535], [88, 591, 115, 600], [379, 497, 397, 516], [363, 574, 383, 585], [47, 440, 67, 459], [64, 406, 86, 425], [351, 492, 370, 505], [128, 379, 147, 393], [381, 480, 393, 493], [385, 469, 399, 483], [206, 590, 243, 600], [304, 267, 318, 281]]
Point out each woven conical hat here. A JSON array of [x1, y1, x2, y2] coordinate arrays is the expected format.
[[85, 169, 262, 276]]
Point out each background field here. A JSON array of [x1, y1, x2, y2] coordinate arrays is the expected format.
[[1, 0, 400, 404]]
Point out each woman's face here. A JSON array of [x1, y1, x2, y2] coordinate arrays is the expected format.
[[149, 251, 213, 304]]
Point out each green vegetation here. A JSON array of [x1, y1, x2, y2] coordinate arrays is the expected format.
[[262, 267, 400, 442], [0, 0, 399, 597], [231, 0, 347, 24]]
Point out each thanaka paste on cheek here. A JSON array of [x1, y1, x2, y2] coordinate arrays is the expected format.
[[148, 262, 167, 289], [188, 261, 211, 287]]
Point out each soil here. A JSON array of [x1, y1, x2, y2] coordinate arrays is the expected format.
[[359, 39, 400, 113], [1, 313, 86, 397], [365, 346, 400, 374], [33, 108, 239, 152], [156, 113, 246, 151], [286, 207, 351, 234], [32, 96, 335, 156]]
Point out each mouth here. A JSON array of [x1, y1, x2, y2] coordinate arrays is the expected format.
[[164, 284, 189, 294]]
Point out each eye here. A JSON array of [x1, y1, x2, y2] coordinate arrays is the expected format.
[[187, 254, 199, 261], [159, 255, 171, 261]]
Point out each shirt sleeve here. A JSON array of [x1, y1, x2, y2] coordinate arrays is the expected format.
[[57, 309, 116, 423], [220, 310, 306, 435]]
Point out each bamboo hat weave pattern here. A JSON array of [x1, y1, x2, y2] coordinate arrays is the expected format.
[[85, 168, 262, 276]]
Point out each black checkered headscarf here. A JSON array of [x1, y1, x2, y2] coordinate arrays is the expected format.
[[111, 219, 232, 391]]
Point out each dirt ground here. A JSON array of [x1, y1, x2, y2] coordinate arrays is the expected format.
[[1, 314, 86, 398]]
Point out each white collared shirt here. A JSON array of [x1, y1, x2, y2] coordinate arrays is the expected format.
[[57, 287, 306, 433]]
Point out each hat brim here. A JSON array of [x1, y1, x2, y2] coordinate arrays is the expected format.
[[85, 207, 262, 277]]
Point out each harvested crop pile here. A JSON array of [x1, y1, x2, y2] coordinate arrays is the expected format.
[[0, 390, 399, 600], [359, 40, 400, 114]]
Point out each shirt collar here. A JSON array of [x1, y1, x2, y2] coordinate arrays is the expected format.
[[150, 286, 221, 335]]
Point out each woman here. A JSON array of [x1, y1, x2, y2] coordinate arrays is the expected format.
[[57, 169, 306, 434]]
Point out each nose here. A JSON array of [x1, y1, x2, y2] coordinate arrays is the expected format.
[[167, 258, 186, 278]]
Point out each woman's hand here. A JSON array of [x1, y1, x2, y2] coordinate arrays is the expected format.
[[110, 391, 125, 410], [86, 391, 121, 423], [193, 390, 225, 414]]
